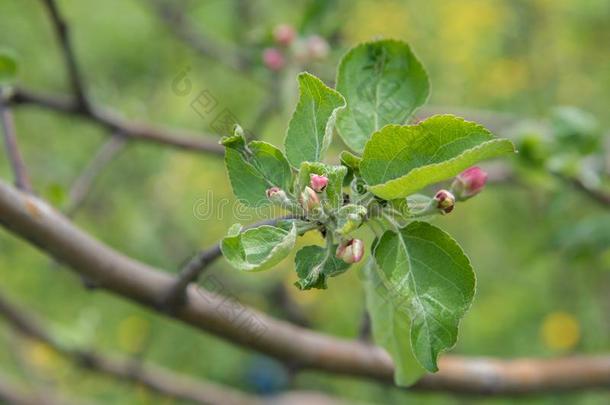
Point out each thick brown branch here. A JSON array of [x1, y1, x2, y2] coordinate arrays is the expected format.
[[1, 179, 609, 395], [41, 0, 91, 112], [0, 88, 32, 192], [7, 87, 224, 154]]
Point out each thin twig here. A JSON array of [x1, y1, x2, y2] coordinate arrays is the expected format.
[[0, 291, 259, 405], [269, 282, 311, 328], [148, 0, 248, 74], [233, 0, 254, 71], [0, 373, 50, 405], [0, 88, 32, 192], [357, 310, 371, 342], [66, 134, 128, 216], [7, 87, 224, 154], [562, 175, 610, 207], [7, 333, 59, 405], [160, 215, 297, 311], [41, 0, 91, 112], [0, 291, 348, 404], [248, 77, 281, 139]]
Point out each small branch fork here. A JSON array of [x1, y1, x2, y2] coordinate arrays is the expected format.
[[41, 0, 91, 113], [0, 88, 32, 193], [6, 87, 224, 155], [159, 215, 297, 312]]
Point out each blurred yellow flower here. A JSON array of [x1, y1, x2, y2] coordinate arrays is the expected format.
[[484, 59, 528, 99], [439, 0, 506, 66], [344, 0, 411, 43], [25, 341, 60, 369], [540, 311, 581, 351], [117, 315, 150, 354]]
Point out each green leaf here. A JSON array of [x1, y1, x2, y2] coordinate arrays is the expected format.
[[297, 162, 347, 209], [340, 151, 362, 173], [340, 150, 362, 186], [363, 258, 426, 385], [284, 72, 346, 167], [372, 221, 475, 373], [336, 39, 429, 153], [0, 48, 17, 85], [221, 222, 297, 272], [295, 245, 350, 290], [224, 131, 293, 207], [361, 115, 516, 200]]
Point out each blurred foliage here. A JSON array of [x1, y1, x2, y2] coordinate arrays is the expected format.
[[1, 0, 609, 403]]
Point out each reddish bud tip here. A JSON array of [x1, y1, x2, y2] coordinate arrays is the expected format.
[[310, 174, 329, 192], [273, 24, 296, 46], [336, 239, 365, 264], [266, 186, 287, 201], [262, 48, 285, 71], [434, 189, 455, 214], [451, 167, 488, 200]]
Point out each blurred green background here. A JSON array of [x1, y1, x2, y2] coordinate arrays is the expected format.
[[1, 0, 609, 403]]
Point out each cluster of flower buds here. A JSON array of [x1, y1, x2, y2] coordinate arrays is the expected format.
[[263, 24, 330, 71], [428, 167, 488, 215], [434, 189, 455, 215], [451, 166, 488, 201], [336, 239, 364, 264]]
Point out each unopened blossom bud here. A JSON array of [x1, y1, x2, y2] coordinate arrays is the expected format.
[[266, 187, 288, 204], [434, 189, 455, 215], [336, 239, 364, 264], [306, 35, 329, 60], [310, 174, 329, 192], [451, 167, 488, 200], [273, 24, 296, 46], [299, 186, 320, 213], [262, 48, 285, 71]]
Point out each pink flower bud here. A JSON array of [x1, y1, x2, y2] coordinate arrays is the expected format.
[[310, 174, 329, 192], [336, 239, 364, 264], [306, 35, 329, 60], [299, 186, 320, 213], [262, 48, 285, 71], [273, 24, 296, 46], [451, 167, 488, 200], [266, 186, 281, 198], [434, 189, 455, 215], [266, 187, 287, 204]]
